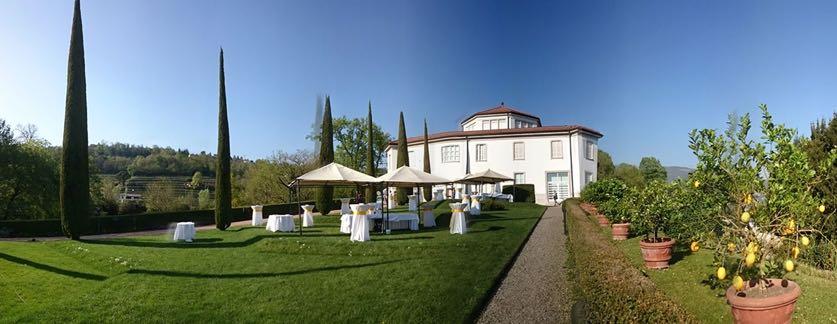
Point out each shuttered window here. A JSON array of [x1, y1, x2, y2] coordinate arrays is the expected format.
[[551, 140, 563, 159], [513, 142, 525, 160]]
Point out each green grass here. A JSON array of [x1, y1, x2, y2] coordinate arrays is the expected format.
[[0, 202, 545, 323], [614, 235, 837, 323]]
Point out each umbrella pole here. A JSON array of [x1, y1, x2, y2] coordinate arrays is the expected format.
[[297, 183, 302, 236], [385, 185, 390, 234]]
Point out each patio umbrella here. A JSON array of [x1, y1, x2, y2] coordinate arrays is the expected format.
[[375, 166, 452, 233], [455, 169, 513, 195]]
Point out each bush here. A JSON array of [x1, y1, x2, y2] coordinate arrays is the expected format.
[[580, 178, 627, 204], [632, 181, 681, 242], [501, 184, 535, 203], [480, 198, 507, 211], [563, 198, 696, 322], [118, 201, 147, 215]]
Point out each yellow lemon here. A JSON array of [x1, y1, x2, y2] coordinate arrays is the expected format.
[[746, 242, 758, 253], [690, 241, 700, 252], [745, 194, 753, 204], [727, 242, 736, 252], [745, 252, 756, 267], [787, 219, 796, 233], [717, 267, 727, 280], [733, 276, 745, 291], [741, 211, 751, 223], [820, 204, 826, 213], [792, 246, 800, 259], [784, 259, 795, 272], [693, 180, 700, 188], [801, 236, 810, 246]]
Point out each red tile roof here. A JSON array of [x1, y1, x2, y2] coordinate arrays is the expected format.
[[463, 104, 541, 125], [389, 125, 603, 145]]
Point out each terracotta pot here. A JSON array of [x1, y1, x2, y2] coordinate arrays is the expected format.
[[726, 279, 801, 324], [596, 214, 610, 227], [639, 238, 675, 269], [611, 223, 630, 240]]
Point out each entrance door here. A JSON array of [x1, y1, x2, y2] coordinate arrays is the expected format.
[[546, 172, 570, 203]]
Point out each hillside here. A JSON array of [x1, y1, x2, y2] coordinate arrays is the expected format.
[[665, 166, 693, 182]]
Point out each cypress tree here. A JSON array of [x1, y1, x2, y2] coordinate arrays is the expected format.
[[364, 101, 377, 202], [422, 119, 432, 202], [60, 0, 89, 240], [214, 48, 232, 230], [396, 112, 411, 204], [315, 96, 335, 213]]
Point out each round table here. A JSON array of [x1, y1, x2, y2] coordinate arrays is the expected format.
[[173, 222, 196, 242], [266, 214, 295, 232]]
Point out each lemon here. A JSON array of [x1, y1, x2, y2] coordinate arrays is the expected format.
[[792, 246, 800, 259], [784, 259, 795, 272], [690, 241, 700, 252], [787, 219, 796, 233], [745, 252, 756, 267], [727, 242, 736, 252], [746, 242, 758, 253], [741, 211, 751, 223], [717, 267, 727, 280], [733, 276, 745, 291], [745, 194, 753, 204], [801, 236, 810, 246], [820, 204, 826, 213]]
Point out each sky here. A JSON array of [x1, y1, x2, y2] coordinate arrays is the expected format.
[[1, 0, 836, 167]]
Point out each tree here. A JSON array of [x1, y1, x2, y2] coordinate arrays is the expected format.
[[803, 112, 837, 252], [144, 181, 186, 212], [614, 163, 645, 188], [422, 119, 432, 202], [198, 188, 212, 209], [190, 171, 203, 189], [639, 156, 667, 183], [597, 150, 615, 180], [315, 96, 335, 214], [60, 0, 90, 239], [365, 102, 377, 202], [214, 48, 232, 230], [241, 150, 317, 205], [0, 120, 60, 220], [395, 111, 411, 205]]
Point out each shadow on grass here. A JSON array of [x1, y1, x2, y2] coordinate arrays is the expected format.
[[668, 244, 690, 266], [373, 236, 434, 241], [80, 231, 346, 249], [125, 259, 404, 279], [468, 225, 505, 233], [0, 252, 108, 281]]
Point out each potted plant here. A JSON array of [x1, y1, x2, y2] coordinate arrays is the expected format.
[[580, 179, 627, 228], [634, 181, 680, 269], [689, 105, 835, 323], [608, 186, 636, 240]]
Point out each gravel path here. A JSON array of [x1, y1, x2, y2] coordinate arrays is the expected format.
[[477, 206, 571, 324]]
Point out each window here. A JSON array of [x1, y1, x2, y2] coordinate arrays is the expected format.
[[499, 119, 507, 129], [513, 142, 525, 160], [476, 144, 487, 162], [441, 145, 460, 163], [585, 141, 596, 160], [585, 172, 594, 185], [482, 120, 490, 130], [514, 172, 525, 184], [551, 140, 563, 159], [490, 120, 498, 130]]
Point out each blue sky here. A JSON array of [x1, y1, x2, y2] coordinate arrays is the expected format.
[[1, 0, 836, 167]]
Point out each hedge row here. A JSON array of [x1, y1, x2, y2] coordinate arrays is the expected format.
[[501, 184, 535, 203], [0, 200, 328, 238], [563, 198, 697, 323]]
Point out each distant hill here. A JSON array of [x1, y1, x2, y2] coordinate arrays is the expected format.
[[665, 166, 694, 182]]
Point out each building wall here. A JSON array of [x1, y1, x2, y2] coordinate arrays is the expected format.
[[462, 113, 540, 131], [386, 131, 599, 205]]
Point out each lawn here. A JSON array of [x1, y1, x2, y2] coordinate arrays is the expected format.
[[0, 201, 544, 323], [614, 235, 837, 323]]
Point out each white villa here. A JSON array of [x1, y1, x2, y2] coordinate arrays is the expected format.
[[385, 103, 603, 205]]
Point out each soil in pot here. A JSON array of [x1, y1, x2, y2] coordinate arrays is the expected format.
[[639, 237, 675, 269], [611, 223, 629, 240], [726, 278, 800, 324]]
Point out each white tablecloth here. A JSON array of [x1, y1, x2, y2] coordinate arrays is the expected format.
[[301, 204, 315, 227], [349, 204, 371, 242], [340, 214, 353, 233], [173, 222, 196, 242], [422, 207, 436, 227], [449, 203, 468, 234], [461, 195, 470, 212], [372, 213, 419, 231], [408, 195, 418, 211], [266, 214, 295, 232], [340, 198, 352, 215], [251, 205, 264, 226], [470, 197, 481, 215]]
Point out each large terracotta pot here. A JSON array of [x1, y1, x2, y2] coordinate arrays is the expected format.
[[611, 223, 630, 240], [639, 238, 675, 269], [596, 214, 610, 227], [726, 279, 800, 324]]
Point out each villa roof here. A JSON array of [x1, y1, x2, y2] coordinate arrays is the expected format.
[[462, 104, 541, 125], [389, 125, 603, 145]]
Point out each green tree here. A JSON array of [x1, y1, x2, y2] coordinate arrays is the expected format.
[[214, 48, 232, 230], [198, 188, 212, 209], [365, 102, 377, 202], [614, 163, 645, 188], [0, 120, 60, 220], [316, 96, 335, 214], [422, 119, 432, 202], [639, 156, 667, 183], [144, 181, 186, 212], [597, 150, 615, 180], [190, 171, 203, 189], [395, 111, 411, 205], [241, 150, 316, 205], [60, 0, 90, 239]]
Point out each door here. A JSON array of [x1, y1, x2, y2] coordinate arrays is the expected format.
[[546, 172, 570, 203]]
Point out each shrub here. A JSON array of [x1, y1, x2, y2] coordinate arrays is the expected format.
[[480, 198, 507, 211], [580, 178, 627, 205], [501, 184, 535, 203], [563, 198, 696, 322], [118, 201, 146, 215]]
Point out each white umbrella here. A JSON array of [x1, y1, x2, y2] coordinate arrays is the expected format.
[[455, 169, 513, 184], [291, 162, 379, 187], [375, 166, 451, 233]]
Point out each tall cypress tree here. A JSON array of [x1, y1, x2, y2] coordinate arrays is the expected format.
[[214, 48, 232, 230], [60, 0, 89, 240], [422, 119, 432, 202], [316, 96, 335, 213], [396, 112, 411, 204], [364, 101, 377, 202]]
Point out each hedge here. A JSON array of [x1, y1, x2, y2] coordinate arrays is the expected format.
[[501, 184, 535, 203], [563, 198, 697, 323], [0, 200, 331, 238]]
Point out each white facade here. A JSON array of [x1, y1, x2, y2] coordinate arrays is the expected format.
[[386, 105, 602, 205]]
